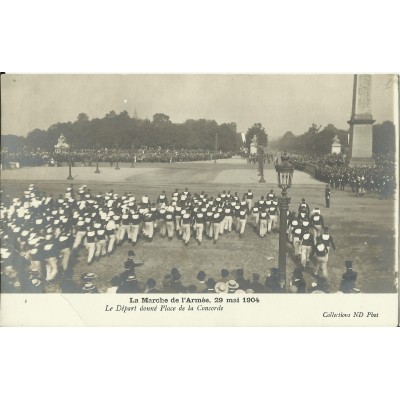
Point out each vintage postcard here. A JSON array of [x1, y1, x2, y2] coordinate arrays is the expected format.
[[0, 74, 398, 326]]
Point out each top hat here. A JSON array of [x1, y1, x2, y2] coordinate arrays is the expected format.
[[252, 272, 260, 281], [345, 260, 352, 269]]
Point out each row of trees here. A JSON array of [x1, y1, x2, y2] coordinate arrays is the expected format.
[[2, 111, 241, 152], [272, 121, 395, 155]]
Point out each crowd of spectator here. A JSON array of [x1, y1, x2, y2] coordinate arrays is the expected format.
[[1, 147, 234, 168], [290, 153, 395, 197]]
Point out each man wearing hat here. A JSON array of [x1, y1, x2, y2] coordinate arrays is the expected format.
[[105, 215, 117, 254], [289, 267, 307, 293], [265, 268, 283, 293], [169, 269, 187, 293], [267, 203, 278, 233], [236, 207, 247, 239], [145, 278, 161, 293], [157, 207, 167, 238], [212, 210, 223, 244], [196, 271, 207, 292], [244, 189, 254, 214], [165, 206, 175, 240], [123, 250, 144, 273], [259, 209, 269, 238], [214, 281, 229, 294], [181, 211, 192, 246], [300, 225, 314, 269], [193, 209, 205, 245], [130, 210, 142, 245], [249, 273, 265, 293], [58, 232, 73, 273], [43, 235, 59, 282], [81, 282, 99, 294], [312, 242, 329, 279], [227, 280, 240, 293], [1, 263, 22, 293], [143, 206, 157, 242], [117, 274, 141, 293], [298, 198, 310, 217], [339, 261, 358, 293], [25, 276, 46, 293], [86, 226, 97, 265], [235, 268, 250, 290], [80, 272, 97, 283], [311, 209, 324, 243], [325, 184, 331, 208], [316, 227, 336, 259], [204, 278, 216, 293], [219, 269, 230, 283], [95, 222, 107, 260]]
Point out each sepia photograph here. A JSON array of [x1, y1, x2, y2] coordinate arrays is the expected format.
[[2, 4, 399, 400], [0, 74, 398, 325]]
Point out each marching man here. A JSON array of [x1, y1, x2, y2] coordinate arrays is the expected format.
[[311, 208, 324, 244], [165, 206, 175, 240], [259, 209, 269, 238], [312, 242, 329, 279], [316, 227, 336, 260], [181, 210, 192, 246], [194, 209, 205, 245], [236, 208, 247, 239], [300, 225, 314, 269], [244, 189, 254, 214]]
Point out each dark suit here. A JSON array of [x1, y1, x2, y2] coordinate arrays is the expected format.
[[249, 280, 265, 293], [339, 270, 358, 293], [168, 280, 187, 293]]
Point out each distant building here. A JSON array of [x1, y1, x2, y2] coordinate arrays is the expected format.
[[54, 133, 70, 154], [331, 134, 341, 154]]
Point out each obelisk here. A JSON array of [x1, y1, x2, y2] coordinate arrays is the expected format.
[[348, 74, 375, 165]]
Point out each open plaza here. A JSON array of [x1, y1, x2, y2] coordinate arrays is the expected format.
[[1, 157, 396, 293]]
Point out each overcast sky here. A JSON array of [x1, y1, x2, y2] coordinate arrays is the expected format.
[[1, 74, 395, 139]]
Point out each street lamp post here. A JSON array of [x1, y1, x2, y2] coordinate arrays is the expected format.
[[275, 151, 294, 291], [131, 143, 135, 168], [115, 144, 120, 170], [214, 132, 218, 163], [94, 146, 100, 173], [258, 147, 265, 183], [67, 147, 73, 180]]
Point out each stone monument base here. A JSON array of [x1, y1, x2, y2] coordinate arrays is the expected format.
[[348, 117, 375, 167]]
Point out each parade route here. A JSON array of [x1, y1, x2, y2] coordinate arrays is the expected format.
[[1, 160, 395, 293], [1, 161, 324, 186]]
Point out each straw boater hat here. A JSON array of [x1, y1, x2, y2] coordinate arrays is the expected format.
[[227, 280, 239, 292], [214, 281, 229, 293], [81, 272, 97, 282], [82, 283, 96, 292]]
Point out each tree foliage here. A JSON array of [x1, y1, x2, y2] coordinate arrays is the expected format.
[[274, 121, 395, 155], [1, 134, 26, 152], [275, 123, 348, 154], [373, 121, 395, 154], [23, 112, 239, 151]]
